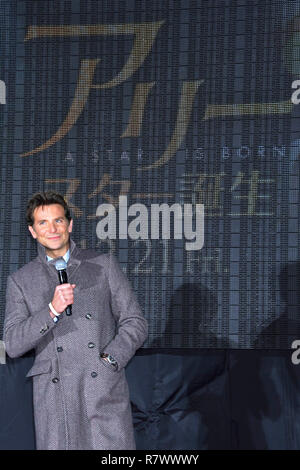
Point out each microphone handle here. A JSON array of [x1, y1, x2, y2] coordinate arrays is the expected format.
[[58, 270, 68, 284], [57, 269, 72, 316]]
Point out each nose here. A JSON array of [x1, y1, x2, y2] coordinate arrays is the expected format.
[[48, 222, 57, 233]]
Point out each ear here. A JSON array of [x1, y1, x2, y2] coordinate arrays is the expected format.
[[68, 219, 73, 233], [28, 225, 37, 239]]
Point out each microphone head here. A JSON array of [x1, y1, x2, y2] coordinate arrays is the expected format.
[[55, 259, 67, 271]]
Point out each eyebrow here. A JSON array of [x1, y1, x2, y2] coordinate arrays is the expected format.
[[36, 217, 65, 223]]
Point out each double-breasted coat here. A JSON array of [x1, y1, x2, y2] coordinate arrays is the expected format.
[[4, 239, 148, 450]]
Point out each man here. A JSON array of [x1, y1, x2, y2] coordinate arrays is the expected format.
[[4, 191, 148, 450]]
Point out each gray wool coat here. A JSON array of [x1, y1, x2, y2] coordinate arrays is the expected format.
[[4, 239, 148, 450]]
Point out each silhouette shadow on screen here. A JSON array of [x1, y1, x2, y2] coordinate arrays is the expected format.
[[228, 262, 300, 449], [128, 283, 231, 449]]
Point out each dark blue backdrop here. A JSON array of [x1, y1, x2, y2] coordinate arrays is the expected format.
[[1, 0, 300, 449]]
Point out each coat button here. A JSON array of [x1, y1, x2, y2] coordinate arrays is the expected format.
[[52, 378, 59, 383], [57, 347, 63, 352], [88, 342, 95, 348], [91, 372, 98, 378], [85, 314, 92, 319]]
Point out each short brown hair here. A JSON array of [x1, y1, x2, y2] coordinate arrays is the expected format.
[[26, 191, 72, 226]]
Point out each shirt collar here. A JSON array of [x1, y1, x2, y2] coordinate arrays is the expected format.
[[47, 249, 70, 263], [37, 239, 81, 272]]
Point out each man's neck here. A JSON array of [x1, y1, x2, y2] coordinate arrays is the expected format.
[[45, 245, 70, 259]]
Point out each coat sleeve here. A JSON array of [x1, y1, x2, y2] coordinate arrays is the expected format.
[[101, 254, 148, 371], [4, 274, 57, 358]]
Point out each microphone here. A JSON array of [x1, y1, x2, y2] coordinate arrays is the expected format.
[[55, 259, 72, 316]]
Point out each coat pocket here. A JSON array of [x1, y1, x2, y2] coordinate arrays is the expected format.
[[26, 359, 52, 377]]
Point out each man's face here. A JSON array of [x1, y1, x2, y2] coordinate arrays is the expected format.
[[28, 204, 73, 258]]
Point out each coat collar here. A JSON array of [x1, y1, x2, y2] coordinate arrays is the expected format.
[[37, 238, 82, 278]]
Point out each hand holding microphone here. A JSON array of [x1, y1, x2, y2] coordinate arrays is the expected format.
[[51, 283, 76, 316], [50, 259, 76, 317]]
